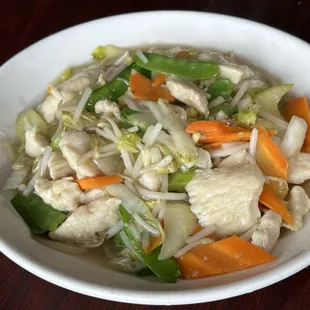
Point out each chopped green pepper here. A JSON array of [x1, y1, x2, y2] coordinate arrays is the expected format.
[[209, 103, 237, 118], [11, 193, 67, 234], [168, 168, 196, 192], [119, 205, 180, 283], [134, 53, 219, 80], [208, 78, 234, 100], [86, 64, 150, 112]]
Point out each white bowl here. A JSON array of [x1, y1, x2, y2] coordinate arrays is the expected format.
[[1, 11, 310, 306]]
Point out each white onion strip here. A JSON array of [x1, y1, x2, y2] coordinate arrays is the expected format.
[[23, 170, 40, 196], [135, 183, 187, 201], [132, 153, 143, 178], [231, 81, 249, 107], [106, 221, 123, 239], [141, 231, 150, 250], [119, 231, 134, 249], [97, 150, 119, 158], [140, 155, 172, 175], [120, 149, 133, 175], [73, 88, 92, 123], [136, 51, 148, 64], [209, 142, 249, 158], [48, 85, 64, 102], [174, 238, 213, 258], [249, 128, 258, 159], [51, 120, 64, 141], [185, 225, 216, 244], [101, 116, 122, 138], [208, 96, 225, 109], [105, 64, 128, 82], [40, 146, 52, 176], [133, 213, 159, 236], [142, 123, 163, 146], [114, 51, 130, 66], [99, 143, 116, 153], [258, 110, 289, 128]]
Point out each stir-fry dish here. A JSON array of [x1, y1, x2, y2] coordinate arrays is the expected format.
[[4, 45, 310, 283]]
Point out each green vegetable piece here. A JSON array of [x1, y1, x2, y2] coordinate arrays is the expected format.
[[61, 67, 72, 82], [134, 53, 219, 80], [119, 205, 180, 283], [16, 109, 49, 146], [120, 109, 157, 131], [209, 103, 237, 118], [234, 110, 257, 127], [168, 168, 196, 192], [137, 267, 155, 277], [253, 84, 293, 117], [92, 45, 125, 60], [117, 132, 141, 153], [11, 193, 67, 234], [86, 64, 150, 112], [208, 78, 234, 100]]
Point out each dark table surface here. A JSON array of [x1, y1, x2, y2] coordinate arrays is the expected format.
[[1, 0, 310, 309]]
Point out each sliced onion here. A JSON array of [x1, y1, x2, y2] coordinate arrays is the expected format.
[[73, 88, 92, 123], [249, 128, 258, 159], [185, 225, 216, 244], [209, 142, 249, 158], [174, 238, 213, 258], [231, 81, 249, 107], [135, 183, 187, 201], [133, 213, 159, 236], [258, 110, 288, 128], [135, 51, 148, 64], [40, 146, 52, 176], [106, 221, 123, 239]]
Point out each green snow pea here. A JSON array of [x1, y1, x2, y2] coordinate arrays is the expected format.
[[134, 53, 219, 80], [208, 78, 234, 100], [11, 193, 67, 234], [119, 205, 180, 283], [168, 167, 196, 192], [86, 64, 150, 112]]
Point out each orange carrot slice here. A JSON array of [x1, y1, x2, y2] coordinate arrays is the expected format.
[[129, 71, 175, 102], [175, 50, 190, 59], [76, 175, 123, 190], [185, 121, 249, 135], [256, 124, 288, 180], [282, 97, 310, 152], [176, 235, 275, 279], [259, 185, 293, 225], [152, 73, 168, 87]]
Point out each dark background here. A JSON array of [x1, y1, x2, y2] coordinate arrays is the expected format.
[[1, 0, 310, 309]]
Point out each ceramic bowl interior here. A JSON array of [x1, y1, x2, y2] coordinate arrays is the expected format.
[[1, 11, 310, 305]]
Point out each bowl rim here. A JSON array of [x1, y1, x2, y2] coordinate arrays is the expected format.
[[1, 10, 310, 305]]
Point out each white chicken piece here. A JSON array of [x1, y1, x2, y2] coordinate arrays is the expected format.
[[37, 95, 60, 124], [59, 130, 100, 177], [219, 64, 253, 84], [218, 150, 248, 168], [195, 148, 212, 169], [288, 153, 310, 184], [59, 68, 104, 93], [94, 154, 124, 176], [25, 127, 49, 158], [166, 79, 209, 115], [49, 197, 121, 246], [251, 210, 282, 252], [283, 186, 310, 231], [186, 164, 264, 237], [48, 151, 75, 180], [34, 178, 83, 212], [79, 188, 107, 205], [95, 99, 120, 119]]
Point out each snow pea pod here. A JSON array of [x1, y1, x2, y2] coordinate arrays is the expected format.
[[11, 193, 67, 234], [208, 78, 234, 100], [168, 168, 196, 192], [119, 205, 180, 283], [86, 64, 150, 112], [134, 53, 219, 80]]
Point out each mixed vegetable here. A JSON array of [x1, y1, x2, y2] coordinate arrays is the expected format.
[[3, 45, 310, 283]]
